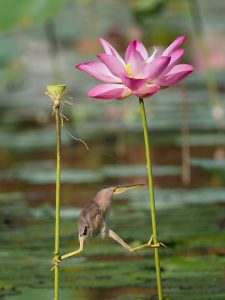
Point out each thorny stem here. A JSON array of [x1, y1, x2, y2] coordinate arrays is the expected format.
[[139, 98, 163, 300], [54, 104, 61, 300]]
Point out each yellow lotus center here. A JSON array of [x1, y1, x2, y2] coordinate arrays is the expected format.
[[125, 63, 134, 78], [125, 63, 143, 79]]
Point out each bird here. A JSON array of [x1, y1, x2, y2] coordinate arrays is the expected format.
[[53, 184, 163, 267]]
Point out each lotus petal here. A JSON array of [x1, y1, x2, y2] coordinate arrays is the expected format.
[[144, 56, 170, 80], [98, 54, 125, 78], [134, 84, 160, 98], [76, 61, 122, 83], [88, 83, 127, 99], [157, 64, 194, 86], [163, 35, 186, 56]]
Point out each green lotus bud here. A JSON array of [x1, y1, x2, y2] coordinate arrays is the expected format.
[[46, 84, 68, 108]]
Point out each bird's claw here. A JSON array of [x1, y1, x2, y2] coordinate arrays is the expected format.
[[50, 256, 62, 271], [147, 235, 166, 248], [148, 241, 166, 248]]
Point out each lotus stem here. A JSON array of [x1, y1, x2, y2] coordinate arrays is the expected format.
[[46, 84, 68, 300], [139, 97, 163, 300], [54, 105, 61, 300]]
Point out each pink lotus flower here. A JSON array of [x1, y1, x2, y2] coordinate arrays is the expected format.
[[76, 36, 194, 100]]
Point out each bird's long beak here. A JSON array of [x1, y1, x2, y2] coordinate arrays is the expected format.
[[113, 184, 146, 195]]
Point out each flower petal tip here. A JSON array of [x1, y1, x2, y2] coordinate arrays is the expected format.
[[76, 63, 89, 70], [75, 63, 83, 70], [182, 64, 194, 73], [99, 37, 106, 45], [178, 35, 187, 42]]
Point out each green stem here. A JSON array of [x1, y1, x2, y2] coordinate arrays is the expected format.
[[139, 98, 163, 300], [54, 106, 61, 300]]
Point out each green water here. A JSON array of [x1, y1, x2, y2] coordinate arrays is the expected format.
[[1, 93, 225, 299]]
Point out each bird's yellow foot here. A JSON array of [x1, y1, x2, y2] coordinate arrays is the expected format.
[[50, 256, 62, 271], [147, 235, 166, 248]]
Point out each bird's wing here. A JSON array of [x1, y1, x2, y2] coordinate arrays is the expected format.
[[113, 184, 146, 195], [78, 201, 104, 238]]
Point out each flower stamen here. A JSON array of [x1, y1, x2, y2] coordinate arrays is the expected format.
[[125, 63, 134, 78]]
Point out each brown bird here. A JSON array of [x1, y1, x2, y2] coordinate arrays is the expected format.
[[54, 184, 162, 266]]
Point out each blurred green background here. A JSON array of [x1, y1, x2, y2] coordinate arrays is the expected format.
[[0, 0, 225, 299]]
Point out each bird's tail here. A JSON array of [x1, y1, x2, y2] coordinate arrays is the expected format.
[[113, 184, 146, 195]]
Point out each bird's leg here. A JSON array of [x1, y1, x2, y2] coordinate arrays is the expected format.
[[51, 236, 84, 270], [108, 230, 165, 252], [61, 235, 85, 261]]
